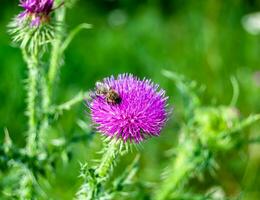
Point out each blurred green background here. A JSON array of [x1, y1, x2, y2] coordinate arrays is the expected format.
[[0, 0, 260, 199]]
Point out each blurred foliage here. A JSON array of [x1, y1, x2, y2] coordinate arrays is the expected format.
[[0, 0, 260, 199]]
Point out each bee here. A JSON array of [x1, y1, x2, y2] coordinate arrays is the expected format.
[[95, 82, 121, 104]]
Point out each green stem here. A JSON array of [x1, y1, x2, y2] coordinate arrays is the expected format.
[[48, 91, 88, 115], [38, 1, 66, 151], [75, 139, 126, 200], [61, 23, 92, 52], [154, 140, 201, 200], [95, 139, 122, 180], [24, 52, 39, 156], [38, 73, 50, 152], [48, 3, 66, 93]]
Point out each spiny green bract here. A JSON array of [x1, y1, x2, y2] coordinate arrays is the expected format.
[[8, 18, 55, 55]]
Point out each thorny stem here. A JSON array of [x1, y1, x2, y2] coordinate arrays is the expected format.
[[23, 49, 39, 156], [154, 140, 202, 200], [75, 139, 126, 200], [95, 139, 122, 180], [38, 74, 50, 152]]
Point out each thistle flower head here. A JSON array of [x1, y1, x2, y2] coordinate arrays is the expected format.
[[19, 0, 54, 26], [89, 74, 169, 143]]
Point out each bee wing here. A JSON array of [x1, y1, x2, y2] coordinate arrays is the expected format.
[[95, 81, 104, 88], [96, 81, 110, 90]]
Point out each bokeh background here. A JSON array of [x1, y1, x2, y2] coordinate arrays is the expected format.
[[0, 0, 260, 199]]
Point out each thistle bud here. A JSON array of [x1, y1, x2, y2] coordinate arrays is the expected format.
[[8, 0, 59, 54]]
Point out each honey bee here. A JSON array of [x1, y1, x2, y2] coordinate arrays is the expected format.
[[95, 82, 121, 104]]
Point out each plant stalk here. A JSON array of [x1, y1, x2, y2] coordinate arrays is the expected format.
[[154, 139, 200, 200], [48, 2, 66, 93], [38, 1, 66, 151], [24, 51, 39, 156], [75, 139, 125, 200], [95, 139, 122, 180]]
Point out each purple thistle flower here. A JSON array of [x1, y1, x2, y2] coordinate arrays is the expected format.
[[89, 74, 169, 143], [18, 0, 54, 26]]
